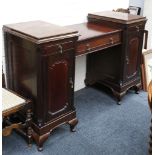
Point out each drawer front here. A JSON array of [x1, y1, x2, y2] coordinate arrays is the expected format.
[[76, 33, 121, 56], [41, 41, 74, 55]]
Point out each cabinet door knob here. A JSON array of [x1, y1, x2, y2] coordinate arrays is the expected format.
[[126, 56, 129, 64], [58, 45, 63, 54], [110, 38, 114, 44], [69, 77, 74, 88], [136, 26, 139, 32]]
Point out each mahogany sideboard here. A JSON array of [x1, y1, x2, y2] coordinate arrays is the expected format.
[[3, 11, 147, 150]]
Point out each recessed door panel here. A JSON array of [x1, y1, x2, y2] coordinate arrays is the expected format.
[[42, 49, 75, 122], [48, 61, 68, 114], [126, 37, 139, 79]]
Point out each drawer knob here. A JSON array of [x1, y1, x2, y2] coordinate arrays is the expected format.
[[58, 45, 63, 54], [110, 38, 114, 44], [136, 26, 139, 32], [86, 43, 90, 51]]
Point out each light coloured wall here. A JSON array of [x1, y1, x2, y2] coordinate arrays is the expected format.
[[129, 0, 152, 49], [129, 0, 144, 15], [143, 0, 152, 49], [0, 0, 129, 91]]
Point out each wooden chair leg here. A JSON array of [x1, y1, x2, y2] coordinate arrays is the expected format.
[[26, 109, 33, 146], [2, 122, 23, 136]]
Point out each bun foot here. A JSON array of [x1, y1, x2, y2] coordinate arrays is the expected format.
[[117, 101, 122, 105], [38, 146, 43, 152]]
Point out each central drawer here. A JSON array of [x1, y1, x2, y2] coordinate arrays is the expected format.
[[76, 32, 121, 56]]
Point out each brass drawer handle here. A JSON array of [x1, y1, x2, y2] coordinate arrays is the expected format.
[[58, 44, 63, 54], [86, 43, 90, 51], [109, 38, 114, 44]]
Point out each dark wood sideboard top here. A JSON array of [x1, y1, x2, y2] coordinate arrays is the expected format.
[[88, 11, 147, 24], [66, 22, 121, 41], [66, 22, 122, 56], [3, 20, 78, 44]]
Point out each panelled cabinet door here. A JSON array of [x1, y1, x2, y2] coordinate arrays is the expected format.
[[42, 49, 75, 122], [125, 28, 144, 82]]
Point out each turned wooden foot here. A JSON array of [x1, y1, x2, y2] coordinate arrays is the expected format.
[[117, 101, 122, 105], [68, 118, 78, 132], [27, 127, 33, 146], [38, 147, 43, 152], [32, 131, 50, 151]]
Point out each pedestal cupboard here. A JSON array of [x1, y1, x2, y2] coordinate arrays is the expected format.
[[87, 11, 147, 102], [3, 21, 79, 151]]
